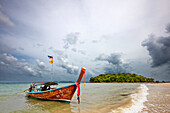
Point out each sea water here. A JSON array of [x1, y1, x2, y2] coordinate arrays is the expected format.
[[0, 83, 150, 113]]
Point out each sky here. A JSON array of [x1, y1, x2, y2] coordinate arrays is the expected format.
[[0, 0, 170, 82]]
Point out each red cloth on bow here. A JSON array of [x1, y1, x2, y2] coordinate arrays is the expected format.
[[75, 82, 80, 96]]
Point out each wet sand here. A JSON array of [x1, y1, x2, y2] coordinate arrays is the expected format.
[[142, 83, 170, 113], [147, 83, 170, 86], [158, 83, 170, 86]]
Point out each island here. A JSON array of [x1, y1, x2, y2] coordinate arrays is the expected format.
[[90, 73, 154, 83]]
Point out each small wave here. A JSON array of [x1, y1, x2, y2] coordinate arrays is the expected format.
[[0, 91, 25, 98], [112, 84, 149, 113]]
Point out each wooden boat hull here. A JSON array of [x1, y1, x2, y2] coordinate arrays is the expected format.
[[26, 67, 86, 102], [26, 84, 77, 102]]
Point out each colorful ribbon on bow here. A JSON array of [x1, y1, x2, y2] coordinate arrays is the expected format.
[[75, 82, 80, 104], [75, 82, 80, 96]]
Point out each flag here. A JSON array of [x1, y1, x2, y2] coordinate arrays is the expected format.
[[48, 55, 53, 59], [49, 59, 53, 64]]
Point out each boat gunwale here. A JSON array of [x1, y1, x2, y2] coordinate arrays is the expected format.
[[27, 83, 76, 94]]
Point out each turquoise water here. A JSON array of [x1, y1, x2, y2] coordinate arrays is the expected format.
[[0, 83, 141, 113]]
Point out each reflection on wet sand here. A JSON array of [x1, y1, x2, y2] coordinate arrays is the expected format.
[[25, 96, 72, 113]]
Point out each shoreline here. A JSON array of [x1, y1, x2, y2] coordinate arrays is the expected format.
[[148, 83, 170, 86], [89, 82, 170, 85]]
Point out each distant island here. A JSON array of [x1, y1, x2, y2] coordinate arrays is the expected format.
[[90, 73, 154, 83]]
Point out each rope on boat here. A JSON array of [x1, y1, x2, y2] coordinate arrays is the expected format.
[[84, 72, 86, 87]]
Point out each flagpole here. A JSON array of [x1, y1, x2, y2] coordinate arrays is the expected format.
[[51, 60, 53, 82], [51, 64, 53, 82]]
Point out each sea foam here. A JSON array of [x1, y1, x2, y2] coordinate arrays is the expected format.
[[112, 84, 149, 113]]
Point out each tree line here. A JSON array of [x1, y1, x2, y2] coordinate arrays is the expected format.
[[90, 73, 154, 83]]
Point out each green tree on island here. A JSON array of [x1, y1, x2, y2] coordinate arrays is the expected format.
[[90, 73, 154, 83]]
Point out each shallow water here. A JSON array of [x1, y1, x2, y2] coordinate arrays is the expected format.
[[0, 83, 145, 113]]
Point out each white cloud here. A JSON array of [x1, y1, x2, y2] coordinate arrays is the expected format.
[[0, 53, 37, 77], [3, 53, 18, 62], [21, 59, 26, 62], [24, 65, 36, 76], [36, 59, 45, 69], [0, 61, 8, 66], [60, 57, 79, 74]]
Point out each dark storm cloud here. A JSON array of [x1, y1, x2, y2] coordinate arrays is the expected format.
[[95, 53, 130, 74], [0, 43, 49, 81], [0, 53, 37, 77], [104, 64, 130, 74], [63, 32, 79, 49], [96, 53, 122, 65], [142, 26, 170, 67], [166, 23, 170, 33], [0, 43, 53, 81]]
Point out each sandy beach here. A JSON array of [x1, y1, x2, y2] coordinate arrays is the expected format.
[[147, 83, 170, 86], [157, 83, 170, 86], [142, 83, 170, 113]]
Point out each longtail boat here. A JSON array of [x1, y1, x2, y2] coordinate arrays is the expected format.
[[25, 67, 86, 103]]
